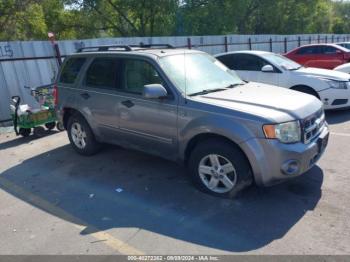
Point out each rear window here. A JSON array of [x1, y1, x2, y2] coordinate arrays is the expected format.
[[59, 57, 86, 84]]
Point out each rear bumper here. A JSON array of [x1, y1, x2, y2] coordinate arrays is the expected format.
[[56, 108, 64, 127], [240, 125, 329, 186]]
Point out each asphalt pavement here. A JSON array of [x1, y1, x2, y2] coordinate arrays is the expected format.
[[0, 110, 349, 255]]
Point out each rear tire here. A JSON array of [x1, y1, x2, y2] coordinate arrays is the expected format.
[[188, 139, 252, 198], [67, 113, 100, 156], [19, 128, 31, 137]]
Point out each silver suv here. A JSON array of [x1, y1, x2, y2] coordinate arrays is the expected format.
[[56, 45, 329, 197]]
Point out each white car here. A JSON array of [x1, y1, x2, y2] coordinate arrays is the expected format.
[[334, 62, 350, 74], [215, 50, 350, 110]]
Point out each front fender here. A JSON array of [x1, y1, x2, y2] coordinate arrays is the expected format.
[[178, 114, 261, 160]]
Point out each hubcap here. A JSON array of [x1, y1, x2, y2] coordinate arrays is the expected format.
[[71, 122, 87, 149], [198, 154, 237, 193]]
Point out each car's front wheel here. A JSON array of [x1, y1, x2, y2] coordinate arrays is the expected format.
[[67, 113, 100, 156], [188, 139, 253, 198]]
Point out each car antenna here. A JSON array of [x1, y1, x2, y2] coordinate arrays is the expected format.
[[184, 48, 188, 103]]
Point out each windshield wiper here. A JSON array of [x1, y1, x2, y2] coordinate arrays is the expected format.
[[225, 82, 245, 88], [289, 66, 303, 71], [188, 88, 227, 96]]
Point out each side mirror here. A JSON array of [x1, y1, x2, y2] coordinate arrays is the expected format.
[[143, 84, 168, 99], [336, 49, 343, 54], [261, 64, 274, 72]]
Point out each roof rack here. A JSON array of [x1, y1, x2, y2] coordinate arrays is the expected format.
[[133, 43, 175, 49], [77, 45, 132, 52], [76, 43, 175, 53]]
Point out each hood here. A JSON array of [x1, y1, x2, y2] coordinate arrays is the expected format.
[[294, 67, 350, 81], [192, 82, 323, 123]]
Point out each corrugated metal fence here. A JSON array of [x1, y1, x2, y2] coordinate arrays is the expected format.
[[1, 33, 350, 124]]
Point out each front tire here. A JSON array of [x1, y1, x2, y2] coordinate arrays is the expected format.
[[291, 86, 320, 99], [188, 139, 252, 198], [67, 113, 100, 156]]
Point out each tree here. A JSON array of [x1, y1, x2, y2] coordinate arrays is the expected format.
[[0, 0, 350, 41], [0, 0, 47, 40]]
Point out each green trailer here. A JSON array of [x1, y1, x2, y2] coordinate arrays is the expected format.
[[11, 84, 64, 137]]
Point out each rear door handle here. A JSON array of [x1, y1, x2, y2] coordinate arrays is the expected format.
[[121, 100, 134, 108], [80, 92, 90, 100]]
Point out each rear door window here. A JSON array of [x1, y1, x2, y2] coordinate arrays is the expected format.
[[323, 46, 338, 54], [59, 57, 86, 84], [228, 54, 267, 71], [216, 55, 236, 69], [85, 58, 120, 90]]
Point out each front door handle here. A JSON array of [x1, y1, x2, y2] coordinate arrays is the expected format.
[[80, 92, 90, 100], [121, 100, 134, 108]]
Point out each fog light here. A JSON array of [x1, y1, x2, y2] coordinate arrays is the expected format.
[[281, 160, 300, 175]]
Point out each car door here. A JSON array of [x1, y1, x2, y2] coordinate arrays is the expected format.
[[318, 46, 345, 69], [116, 57, 178, 159], [290, 46, 317, 67], [220, 54, 280, 86], [300, 45, 343, 69], [79, 56, 122, 140]]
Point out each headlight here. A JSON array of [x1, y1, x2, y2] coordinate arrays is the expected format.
[[325, 79, 349, 89], [263, 121, 301, 143]]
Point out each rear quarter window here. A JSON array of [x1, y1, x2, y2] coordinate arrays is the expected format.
[[59, 57, 86, 84]]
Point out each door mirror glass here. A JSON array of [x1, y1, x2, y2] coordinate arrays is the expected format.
[[143, 84, 168, 99], [261, 64, 274, 72]]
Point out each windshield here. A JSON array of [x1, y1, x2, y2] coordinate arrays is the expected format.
[[340, 43, 350, 50], [264, 53, 302, 70], [159, 53, 244, 95]]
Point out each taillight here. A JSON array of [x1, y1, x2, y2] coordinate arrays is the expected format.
[[53, 84, 58, 106]]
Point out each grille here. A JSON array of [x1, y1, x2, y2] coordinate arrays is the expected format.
[[302, 109, 326, 144]]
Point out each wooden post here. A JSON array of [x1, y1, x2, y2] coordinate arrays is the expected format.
[[187, 37, 191, 49], [298, 36, 301, 47], [48, 32, 62, 67], [224, 36, 228, 52], [284, 37, 287, 53], [269, 38, 273, 52]]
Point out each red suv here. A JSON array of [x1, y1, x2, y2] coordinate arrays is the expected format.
[[284, 44, 350, 69]]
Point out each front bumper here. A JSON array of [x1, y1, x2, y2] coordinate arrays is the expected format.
[[320, 88, 350, 110], [240, 124, 329, 186]]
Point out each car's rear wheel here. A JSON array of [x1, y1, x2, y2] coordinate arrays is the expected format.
[[67, 113, 100, 156], [188, 139, 253, 198]]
